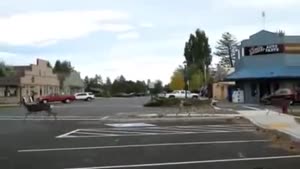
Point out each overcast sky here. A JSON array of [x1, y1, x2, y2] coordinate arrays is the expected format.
[[0, 0, 299, 84]]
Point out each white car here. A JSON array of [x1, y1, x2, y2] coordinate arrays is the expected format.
[[74, 92, 95, 101], [165, 90, 199, 99]]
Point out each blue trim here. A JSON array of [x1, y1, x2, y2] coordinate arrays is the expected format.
[[226, 67, 300, 80]]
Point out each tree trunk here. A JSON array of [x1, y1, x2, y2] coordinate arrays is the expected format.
[[228, 47, 234, 67]]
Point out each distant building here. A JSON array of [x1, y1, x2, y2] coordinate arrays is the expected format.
[[61, 71, 85, 95], [0, 59, 60, 103], [213, 67, 236, 101], [227, 30, 300, 103]]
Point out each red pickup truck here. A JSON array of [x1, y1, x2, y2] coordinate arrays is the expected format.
[[38, 94, 76, 104]]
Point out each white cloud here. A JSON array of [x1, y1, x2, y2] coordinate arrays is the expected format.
[[117, 32, 140, 40], [0, 10, 132, 46], [139, 22, 154, 28]]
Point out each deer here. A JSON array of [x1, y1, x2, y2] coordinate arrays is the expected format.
[[22, 97, 57, 120]]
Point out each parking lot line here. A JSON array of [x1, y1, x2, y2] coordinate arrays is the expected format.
[[18, 139, 268, 153], [79, 129, 157, 135], [56, 129, 80, 138], [56, 124, 256, 138], [101, 116, 109, 120], [64, 155, 300, 169], [57, 130, 256, 138]]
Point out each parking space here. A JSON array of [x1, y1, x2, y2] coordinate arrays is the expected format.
[[55, 123, 256, 138], [2, 120, 298, 169]]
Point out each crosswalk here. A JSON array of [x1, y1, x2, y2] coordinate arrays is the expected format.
[[56, 124, 256, 138]]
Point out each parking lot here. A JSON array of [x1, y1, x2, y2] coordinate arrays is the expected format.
[[1, 98, 300, 169]]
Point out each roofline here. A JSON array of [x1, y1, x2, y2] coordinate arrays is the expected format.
[[226, 76, 300, 81]]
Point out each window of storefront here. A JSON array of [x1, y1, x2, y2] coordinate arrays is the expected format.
[[44, 86, 48, 95], [39, 87, 42, 96], [1, 86, 18, 97]]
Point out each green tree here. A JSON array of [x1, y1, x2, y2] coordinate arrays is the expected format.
[[106, 77, 112, 86], [169, 68, 185, 90], [111, 75, 127, 94], [102, 77, 112, 97], [215, 32, 237, 67], [84, 76, 90, 91], [134, 80, 147, 93], [189, 70, 204, 91], [184, 29, 212, 86], [93, 74, 103, 85], [184, 29, 212, 72], [152, 80, 163, 94], [47, 61, 52, 68], [214, 64, 229, 82], [0, 61, 14, 77], [163, 84, 172, 93], [53, 60, 74, 89], [119, 75, 126, 82]]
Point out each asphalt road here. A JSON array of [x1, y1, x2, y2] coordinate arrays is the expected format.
[[1, 97, 300, 169]]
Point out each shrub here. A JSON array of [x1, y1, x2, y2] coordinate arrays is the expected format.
[[144, 97, 209, 107]]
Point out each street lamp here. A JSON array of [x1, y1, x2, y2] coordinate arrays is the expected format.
[[183, 61, 188, 99]]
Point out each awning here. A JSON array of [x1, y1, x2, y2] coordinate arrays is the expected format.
[[226, 66, 300, 80]]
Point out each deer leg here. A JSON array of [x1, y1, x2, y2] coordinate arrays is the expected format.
[[177, 105, 182, 117], [24, 111, 31, 120], [47, 109, 57, 120], [186, 106, 191, 117]]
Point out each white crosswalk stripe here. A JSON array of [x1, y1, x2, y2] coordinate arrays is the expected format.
[[56, 124, 256, 138]]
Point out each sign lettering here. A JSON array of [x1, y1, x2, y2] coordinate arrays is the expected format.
[[245, 44, 283, 56]]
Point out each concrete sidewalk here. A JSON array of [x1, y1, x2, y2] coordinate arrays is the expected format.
[[230, 105, 300, 141]]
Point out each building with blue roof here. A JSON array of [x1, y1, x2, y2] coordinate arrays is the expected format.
[[227, 30, 300, 103]]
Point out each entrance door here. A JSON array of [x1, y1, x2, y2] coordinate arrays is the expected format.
[[259, 81, 271, 99]]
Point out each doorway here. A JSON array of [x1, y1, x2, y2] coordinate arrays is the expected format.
[[259, 81, 271, 99]]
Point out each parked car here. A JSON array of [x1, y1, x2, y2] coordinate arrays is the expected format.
[[74, 92, 95, 101], [157, 92, 166, 98], [165, 90, 199, 99], [38, 94, 76, 104], [261, 88, 300, 105]]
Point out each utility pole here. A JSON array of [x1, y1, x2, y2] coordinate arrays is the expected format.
[[183, 61, 188, 99]]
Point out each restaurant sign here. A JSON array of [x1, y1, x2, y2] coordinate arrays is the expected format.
[[245, 44, 284, 56]]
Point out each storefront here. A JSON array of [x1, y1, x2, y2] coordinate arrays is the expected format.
[[227, 30, 300, 103]]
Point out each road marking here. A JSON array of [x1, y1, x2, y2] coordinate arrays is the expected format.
[[242, 106, 261, 111], [56, 129, 80, 138], [64, 154, 300, 169], [101, 116, 109, 120], [18, 139, 268, 153], [80, 129, 156, 135], [105, 123, 156, 127], [238, 152, 245, 158], [57, 130, 256, 138], [56, 124, 256, 138]]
